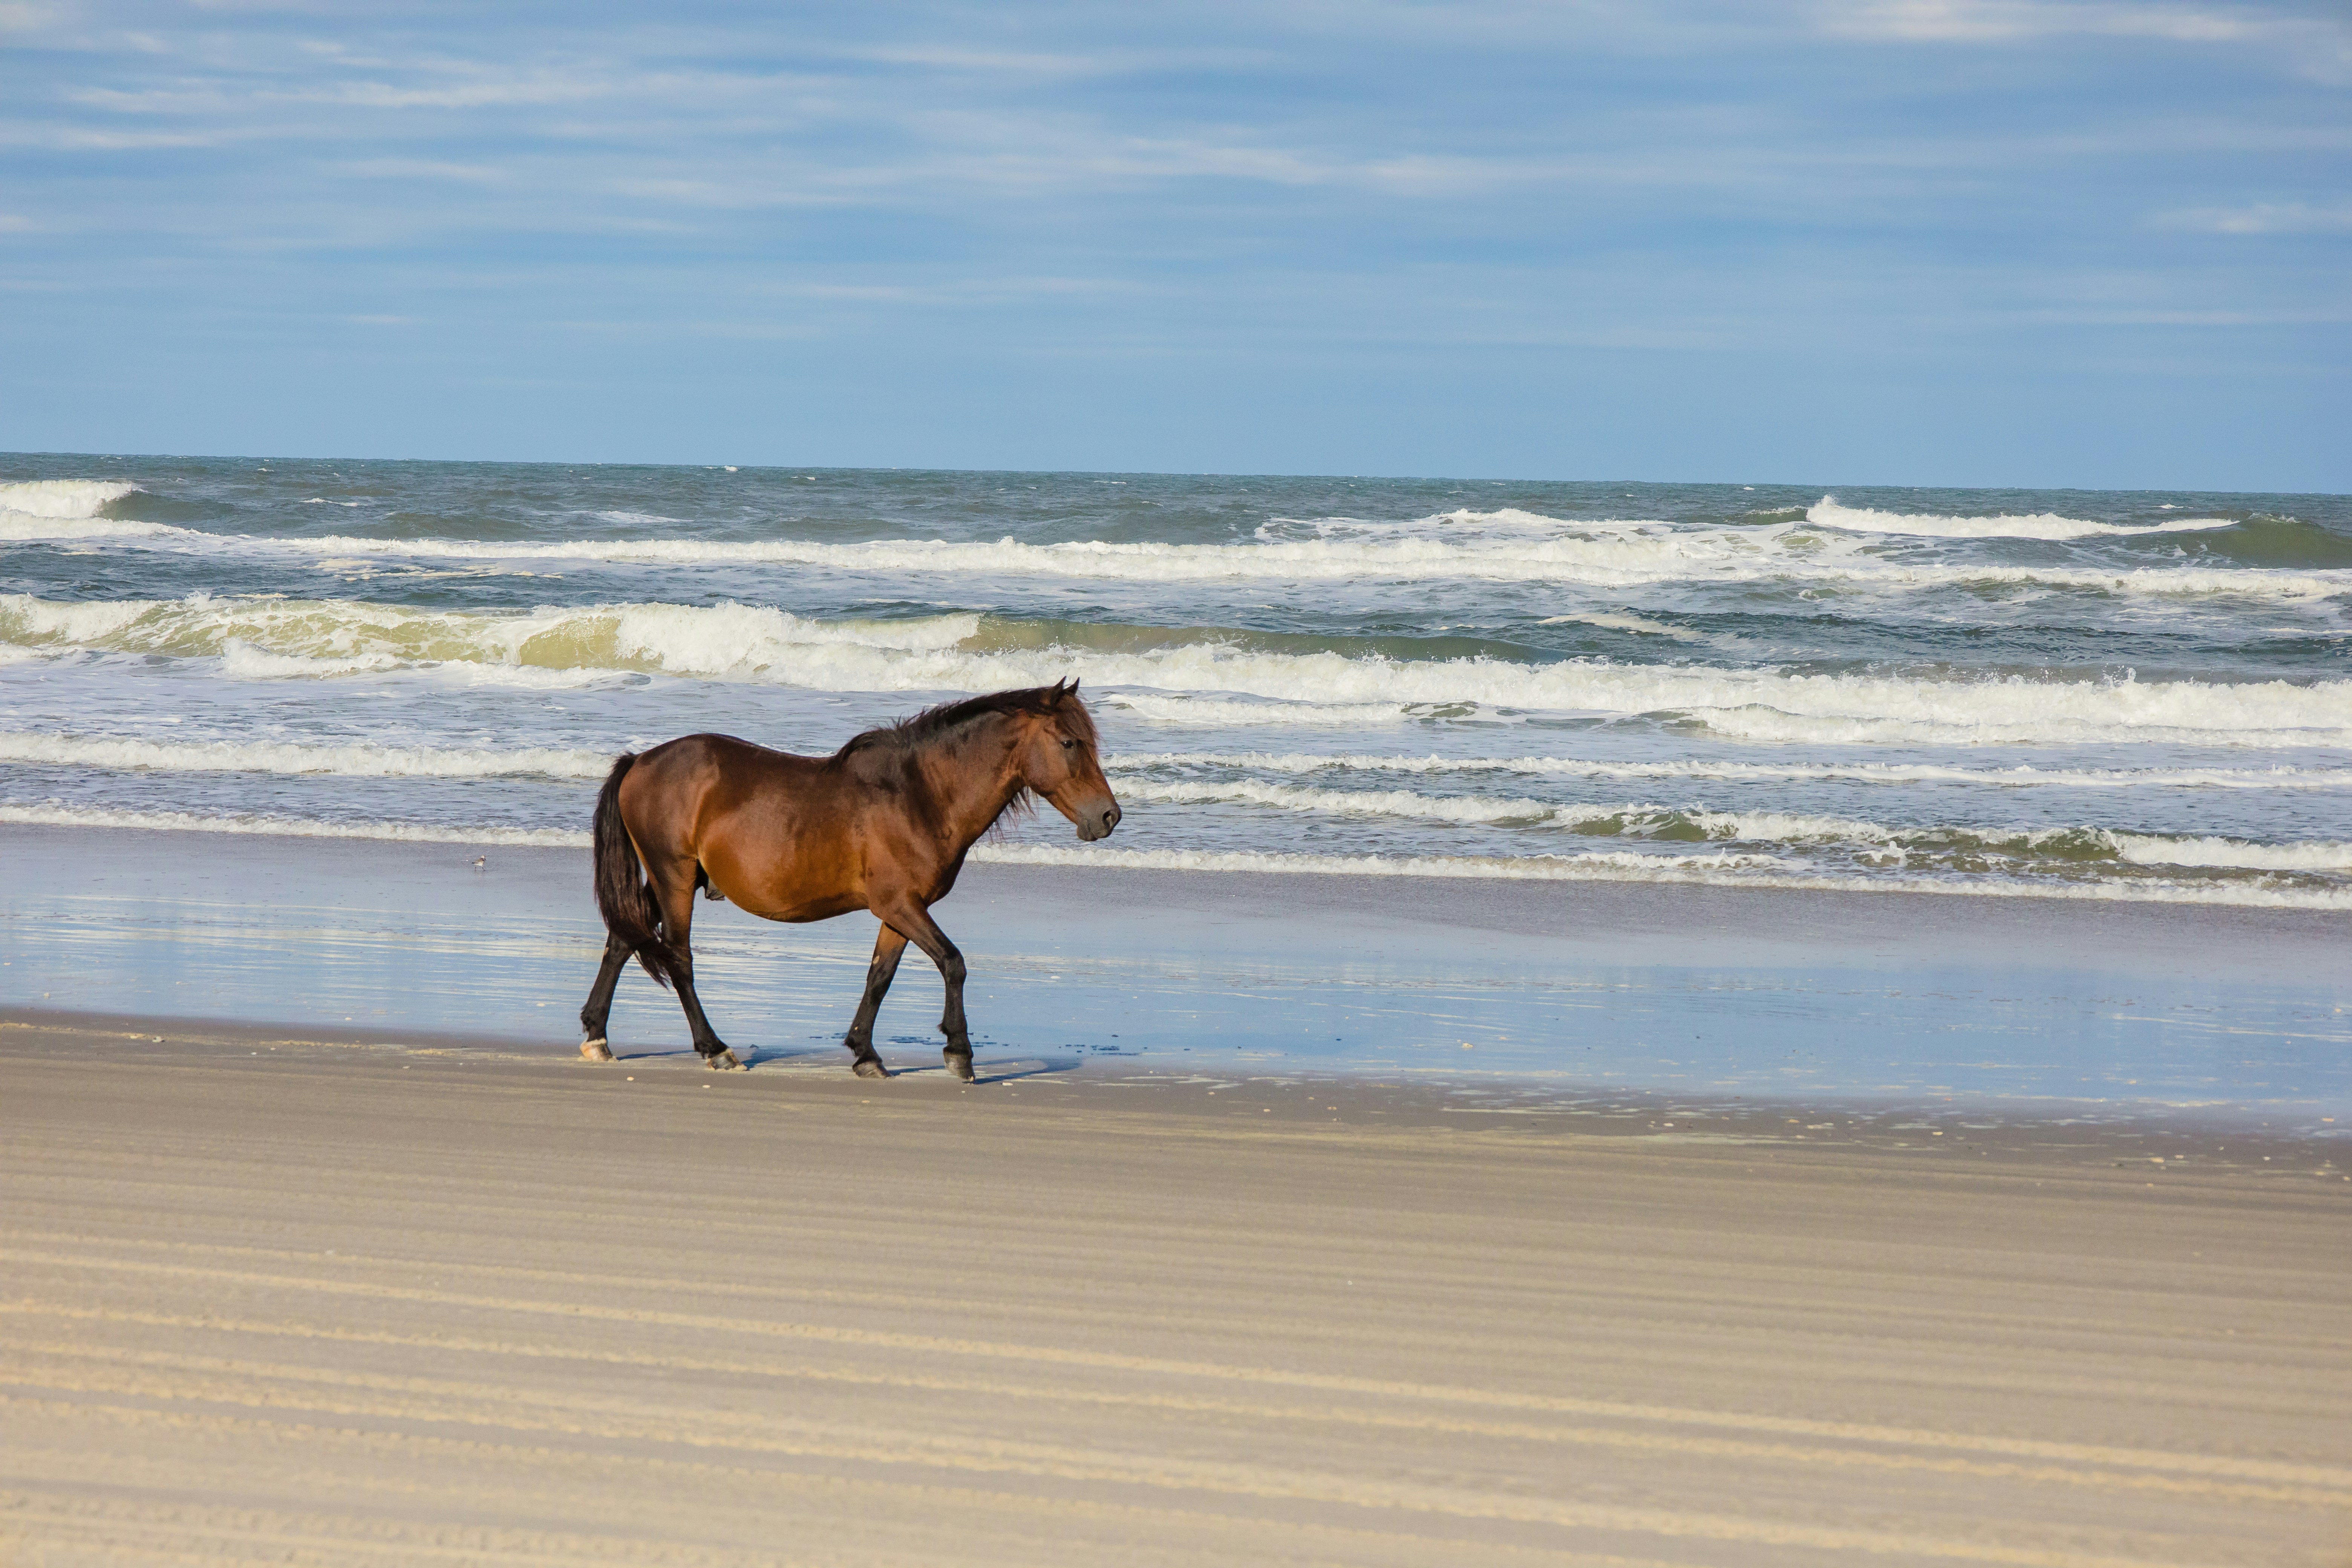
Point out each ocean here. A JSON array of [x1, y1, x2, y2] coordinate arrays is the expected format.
[[3, 455, 2347, 909]]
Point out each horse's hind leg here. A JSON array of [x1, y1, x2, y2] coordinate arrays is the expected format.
[[842, 925, 908, 1080], [578, 931, 631, 1061], [651, 868, 742, 1069]]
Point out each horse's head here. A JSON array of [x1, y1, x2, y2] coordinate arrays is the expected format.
[[1019, 679, 1121, 842]]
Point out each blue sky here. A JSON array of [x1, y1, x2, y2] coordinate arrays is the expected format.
[[3, 1, 2346, 488]]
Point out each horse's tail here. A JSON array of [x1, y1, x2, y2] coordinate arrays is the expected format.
[[592, 753, 682, 990]]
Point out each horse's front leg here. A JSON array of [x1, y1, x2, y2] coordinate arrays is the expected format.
[[875, 901, 974, 1082], [842, 925, 908, 1079]]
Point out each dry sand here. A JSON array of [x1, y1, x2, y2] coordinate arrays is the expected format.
[[3, 1017, 2349, 1567]]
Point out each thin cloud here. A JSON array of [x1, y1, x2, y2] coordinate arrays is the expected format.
[[1827, 0, 2247, 40], [2157, 201, 2352, 234], [334, 158, 506, 182], [302, 74, 617, 111], [1818, 0, 2352, 58]]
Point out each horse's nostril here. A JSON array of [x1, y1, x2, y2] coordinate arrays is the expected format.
[[1104, 806, 1121, 832]]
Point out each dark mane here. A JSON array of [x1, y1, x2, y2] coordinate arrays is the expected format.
[[835, 681, 1094, 760]]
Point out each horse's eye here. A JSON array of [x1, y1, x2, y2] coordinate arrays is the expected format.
[[1060, 737, 1078, 750]]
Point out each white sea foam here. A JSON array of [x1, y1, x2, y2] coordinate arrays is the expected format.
[[0, 732, 612, 779], [2111, 834, 2352, 871], [217, 640, 408, 680], [1107, 751, 2352, 790], [1106, 694, 1417, 727], [0, 803, 588, 847], [1806, 496, 2234, 540], [0, 514, 192, 542], [1103, 777, 2351, 872], [1537, 611, 1706, 641], [1114, 776, 1901, 843], [1259, 507, 1632, 544], [0, 593, 980, 685], [971, 844, 2352, 909], [8, 592, 2348, 746], [0, 730, 2274, 793], [41, 516, 2346, 602], [1685, 702, 2352, 750], [1117, 777, 1580, 826], [1098, 658, 2352, 750]]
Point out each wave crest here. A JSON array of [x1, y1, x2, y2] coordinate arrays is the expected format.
[[0, 478, 188, 540], [0, 479, 142, 520], [0, 731, 612, 779], [6, 592, 2348, 747], [971, 844, 2352, 908], [1806, 496, 2234, 540]]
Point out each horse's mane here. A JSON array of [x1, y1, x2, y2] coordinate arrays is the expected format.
[[834, 681, 1095, 760]]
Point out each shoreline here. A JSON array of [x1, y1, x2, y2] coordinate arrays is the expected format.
[[6, 1011, 2347, 1173], [7, 803, 2352, 911]]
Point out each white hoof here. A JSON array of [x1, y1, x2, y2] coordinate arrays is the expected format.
[[580, 1038, 615, 1063]]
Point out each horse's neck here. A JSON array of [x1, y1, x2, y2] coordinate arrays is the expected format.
[[917, 720, 1028, 847]]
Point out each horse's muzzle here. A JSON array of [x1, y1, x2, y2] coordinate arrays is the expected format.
[[1076, 801, 1121, 842]]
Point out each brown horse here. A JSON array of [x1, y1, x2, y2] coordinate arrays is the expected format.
[[578, 680, 1120, 1080]]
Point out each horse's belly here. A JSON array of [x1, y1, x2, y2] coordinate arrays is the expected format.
[[747, 893, 865, 924]]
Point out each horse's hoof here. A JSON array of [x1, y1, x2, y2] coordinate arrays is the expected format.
[[944, 1050, 975, 1083], [852, 1056, 890, 1080], [580, 1038, 614, 1063], [706, 1049, 744, 1071]]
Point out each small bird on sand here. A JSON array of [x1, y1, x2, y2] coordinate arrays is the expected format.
[[471, 856, 487, 871]]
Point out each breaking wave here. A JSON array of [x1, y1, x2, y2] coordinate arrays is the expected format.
[[12, 503, 2348, 602], [6, 593, 2348, 747], [0, 479, 143, 520], [0, 731, 611, 779], [16, 730, 2348, 807], [1805, 496, 2234, 541], [0, 479, 185, 540], [972, 844, 2352, 908], [0, 802, 586, 847], [1107, 775, 2352, 873], [1109, 752, 2352, 790], [243, 530, 2352, 600]]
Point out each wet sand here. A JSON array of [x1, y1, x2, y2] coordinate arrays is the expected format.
[[4, 1018, 2349, 1566], [8, 823, 2352, 1118]]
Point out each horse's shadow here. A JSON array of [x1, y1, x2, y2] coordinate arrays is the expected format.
[[894, 1055, 1080, 1086], [590, 1040, 1080, 1086], [737, 1042, 1083, 1085]]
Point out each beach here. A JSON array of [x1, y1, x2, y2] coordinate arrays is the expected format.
[[5, 1014, 2349, 1566], [6, 819, 2352, 1563]]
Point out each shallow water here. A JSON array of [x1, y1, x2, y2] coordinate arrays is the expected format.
[[7, 828, 2346, 1123], [3, 456, 2350, 907]]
